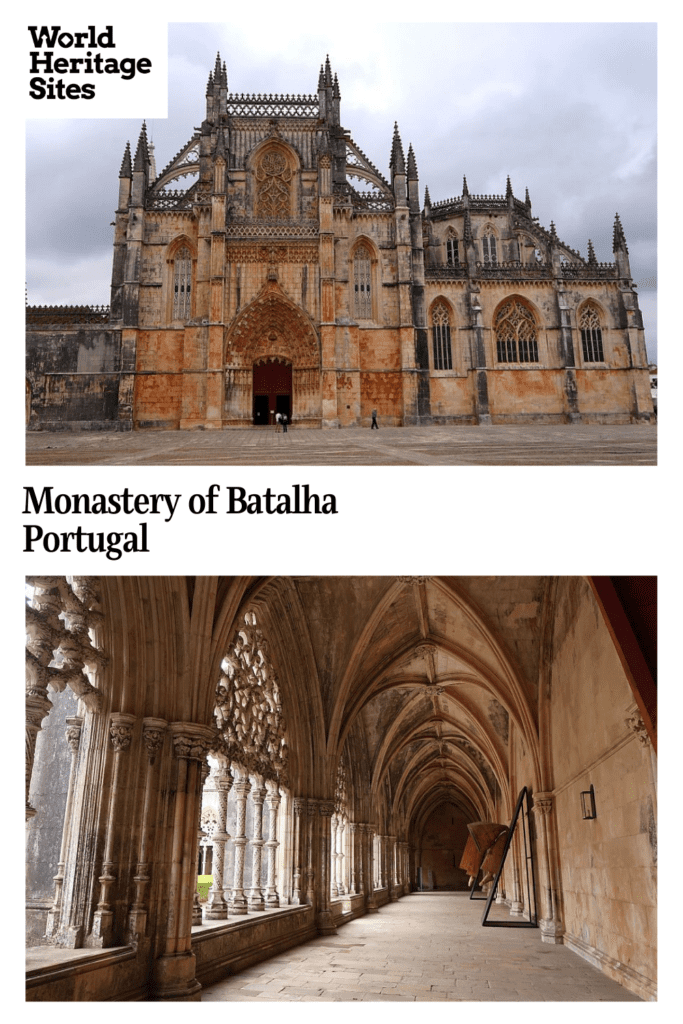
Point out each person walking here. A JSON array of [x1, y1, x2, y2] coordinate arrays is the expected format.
[[282, 412, 288, 433], [275, 411, 282, 432], [371, 408, 379, 429]]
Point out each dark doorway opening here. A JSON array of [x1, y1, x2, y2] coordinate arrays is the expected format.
[[253, 359, 292, 425]]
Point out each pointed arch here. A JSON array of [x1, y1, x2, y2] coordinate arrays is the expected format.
[[350, 237, 378, 320], [578, 300, 606, 362], [493, 295, 540, 364], [429, 298, 453, 370], [165, 235, 197, 323]]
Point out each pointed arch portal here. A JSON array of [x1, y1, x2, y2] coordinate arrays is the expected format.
[[224, 278, 321, 427]]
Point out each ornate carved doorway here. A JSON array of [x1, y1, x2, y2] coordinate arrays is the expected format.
[[253, 358, 292, 425]]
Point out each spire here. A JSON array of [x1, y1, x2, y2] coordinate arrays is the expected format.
[[506, 175, 513, 200], [119, 141, 132, 178], [549, 220, 558, 243], [318, 64, 325, 90], [213, 52, 222, 84], [390, 122, 405, 176], [462, 175, 469, 197], [407, 143, 418, 181], [133, 122, 150, 172], [613, 212, 629, 253], [333, 73, 340, 100], [324, 54, 332, 87], [525, 186, 531, 209], [424, 186, 431, 212], [222, 60, 228, 90], [206, 69, 214, 96], [587, 239, 597, 265]]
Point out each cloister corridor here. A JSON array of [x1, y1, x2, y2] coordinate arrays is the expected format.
[[200, 892, 640, 1002]]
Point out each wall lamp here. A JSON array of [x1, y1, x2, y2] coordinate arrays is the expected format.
[[580, 784, 596, 820]]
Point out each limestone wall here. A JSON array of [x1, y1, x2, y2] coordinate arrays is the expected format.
[[550, 578, 656, 999]]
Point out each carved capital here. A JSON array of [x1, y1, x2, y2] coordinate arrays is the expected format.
[[142, 718, 167, 760], [65, 716, 84, 754], [170, 722, 215, 761], [109, 713, 136, 752], [534, 792, 553, 816], [318, 801, 335, 817]]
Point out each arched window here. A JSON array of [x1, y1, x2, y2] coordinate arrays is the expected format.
[[431, 301, 453, 370], [495, 300, 539, 363], [482, 229, 497, 265], [446, 233, 459, 266], [579, 304, 604, 362], [353, 244, 373, 318], [172, 246, 192, 320]]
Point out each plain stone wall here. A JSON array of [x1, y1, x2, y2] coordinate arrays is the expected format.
[[550, 578, 656, 999]]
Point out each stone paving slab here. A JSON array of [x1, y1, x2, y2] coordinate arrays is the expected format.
[[26, 424, 657, 466], [200, 892, 644, 1002]]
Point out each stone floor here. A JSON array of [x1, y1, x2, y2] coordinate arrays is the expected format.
[[200, 892, 643, 1001], [26, 424, 656, 466]]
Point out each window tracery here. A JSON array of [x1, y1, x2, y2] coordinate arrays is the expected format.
[[431, 301, 453, 370], [446, 231, 459, 266], [255, 150, 293, 220], [495, 301, 539, 363], [353, 244, 373, 318], [482, 229, 498, 265], [172, 246, 192, 320], [579, 304, 604, 362]]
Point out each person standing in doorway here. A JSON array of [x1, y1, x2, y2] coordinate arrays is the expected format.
[[275, 411, 282, 432], [282, 413, 288, 433], [371, 409, 379, 429]]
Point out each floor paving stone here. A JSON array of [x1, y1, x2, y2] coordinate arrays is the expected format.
[[199, 891, 643, 1001], [26, 424, 656, 466]]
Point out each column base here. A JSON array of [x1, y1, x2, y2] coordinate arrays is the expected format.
[[316, 910, 337, 934], [151, 952, 202, 1001], [540, 918, 565, 944], [510, 901, 524, 916]]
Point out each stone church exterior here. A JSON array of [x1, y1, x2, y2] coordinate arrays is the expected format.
[[26, 56, 654, 430]]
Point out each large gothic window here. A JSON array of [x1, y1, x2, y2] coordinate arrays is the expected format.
[[446, 233, 459, 266], [495, 300, 539, 363], [255, 150, 293, 220], [172, 246, 192, 320], [353, 244, 373, 318], [580, 304, 605, 362], [431, 301, 453, 370], [482, 230, 498, 265]]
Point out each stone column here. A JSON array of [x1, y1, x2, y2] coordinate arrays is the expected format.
[[205, 764, 233, 920], [264, 780, 282, 907], [25, 687, 53, 822], [292, 798, 305, 904], [348, 822, 359, 895], [248, 777, 267, 911], [151, 722, 213, 1001], [192, 758, 211, 925], [363, 824, 378, 912], [45, 716, 83, 937], [89, 712, 136, 947], [388, 835, 399, 900], [534, 792, 563, 942], [316, 801, 337, 933], [230, 770, 251, 915], [127, 718, 167, 943]]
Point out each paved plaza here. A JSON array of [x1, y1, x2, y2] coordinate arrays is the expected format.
[[200, 892, 642, 1001], [26, 424, 656, 466]]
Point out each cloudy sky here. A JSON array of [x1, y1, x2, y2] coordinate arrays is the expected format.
[[26, 21, 657, 359]]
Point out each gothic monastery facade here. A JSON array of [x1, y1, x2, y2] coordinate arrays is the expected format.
[[26, 56, 654, 430]]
